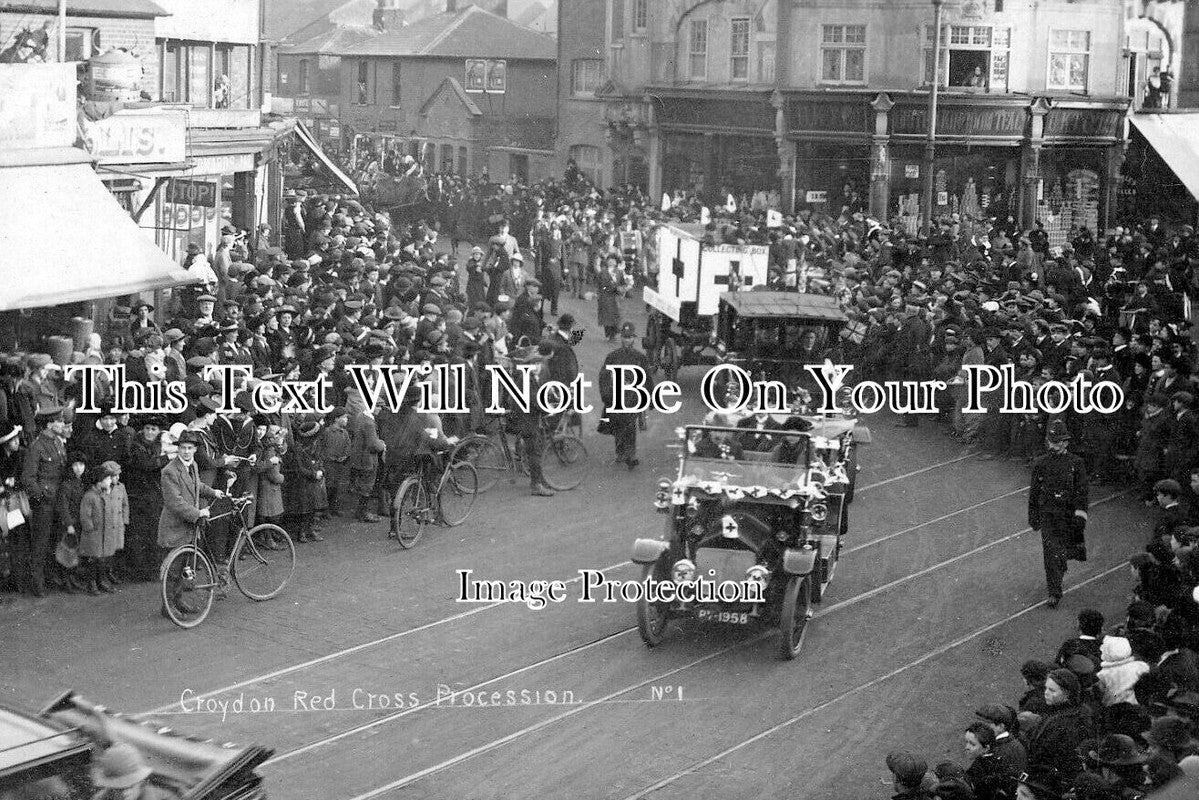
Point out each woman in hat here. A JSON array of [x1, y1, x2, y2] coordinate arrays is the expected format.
[[1026, 668, 1096, 786], [283, 420, 325, 543], [78, 462, 126, 594], [0, 419, 27, 596], [596, 253, 628, 341]]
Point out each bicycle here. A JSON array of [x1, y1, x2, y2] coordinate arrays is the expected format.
[[159, 495, 296, 629], [448, 412, 589, 494], [390, 453, 479, 549]]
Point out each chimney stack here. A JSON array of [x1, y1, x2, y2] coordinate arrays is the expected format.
[[374, 0, 405, 31], [445, 1, 508, 15]]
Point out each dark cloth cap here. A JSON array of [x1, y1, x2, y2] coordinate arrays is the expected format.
[[620, 322, 637, 337], [885, 751, 927, 787], [1048, 668, 1080, 699], [975, 703, 1016, 728]]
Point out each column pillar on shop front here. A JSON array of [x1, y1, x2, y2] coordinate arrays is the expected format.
[[1102, 142, 1127, 232], [869, 93, 894, 219], [643, 96, 661, 200], [772, 88, 795, 214], [702, 132, 716, 200], [1020, 98, 1052, 230]]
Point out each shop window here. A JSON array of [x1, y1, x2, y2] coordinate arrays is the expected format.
[[758, 40, 775, 83], [820, 24, 866, 84], [571, 59, 603, 96], [730, 18, 751, 81], [509, 153, 529, 183], [923, 25, 1010, 91], [632, 0, 647, 32], [569, 144, 601, 184], [163, 42, 187, 102], [688, 19, 708, 80], [298, 59, 310, 94], [356, 59, 369, 104], [1049, 30, 1091, 92], [391, 60, 402, 106], [65, 28, 99, 61]]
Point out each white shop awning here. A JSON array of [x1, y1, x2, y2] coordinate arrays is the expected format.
[[0, 152, 199, 310], [293, 120, 359, 196], [1129, 112, 1199, 201]]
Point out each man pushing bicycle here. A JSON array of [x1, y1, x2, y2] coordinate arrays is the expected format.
[[158, 430, 225, 613]]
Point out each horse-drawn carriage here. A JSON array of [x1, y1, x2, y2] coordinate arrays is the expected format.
[[641, 224, 771, 382]]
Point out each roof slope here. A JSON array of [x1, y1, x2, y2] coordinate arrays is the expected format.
[[335, 5, 555, 60], [281, 24, 381, 55]]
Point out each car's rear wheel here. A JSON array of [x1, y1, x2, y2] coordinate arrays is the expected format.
[[635, 562, 670, 647], [778, 575, 811, 660]]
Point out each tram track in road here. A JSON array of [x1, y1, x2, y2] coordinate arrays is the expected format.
[[278, 489, 1130, 796], [619, 562, 1130, 800], [139, 450, 979, 719]]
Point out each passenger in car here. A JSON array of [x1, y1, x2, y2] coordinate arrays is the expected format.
[[770, 417, 813, 465]]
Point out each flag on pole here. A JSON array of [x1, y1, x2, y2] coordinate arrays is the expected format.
[[700, 206, 711, 225], [766, 208, 783, 228], [725, 194, 738, 214], [661, 193, 671, 212]]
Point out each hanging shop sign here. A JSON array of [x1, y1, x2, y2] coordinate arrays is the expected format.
[[81, 110, 187, 164], [166, 179, 217, 208]]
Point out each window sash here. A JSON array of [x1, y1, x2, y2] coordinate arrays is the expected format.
[[820, 25, 866, 84], [572, 59, 601, 94], [632, 0, 647, 31], [356, 60, 369, 104], [689, 20, 707, 79], [391, 61, 401, 106]]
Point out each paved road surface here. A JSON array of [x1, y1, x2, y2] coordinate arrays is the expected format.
[[2, 291, 1150, 799]]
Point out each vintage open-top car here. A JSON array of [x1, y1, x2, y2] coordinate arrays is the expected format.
[[631, 414, 868, 659], [0, 691, 272, 799]]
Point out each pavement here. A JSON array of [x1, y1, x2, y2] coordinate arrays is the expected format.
[[1, 289, 1155, 800]]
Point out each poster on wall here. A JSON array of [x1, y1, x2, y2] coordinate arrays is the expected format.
[[465, 59, 486, 91], [464, 59, 506, 93]]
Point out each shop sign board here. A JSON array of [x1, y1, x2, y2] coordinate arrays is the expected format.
[[805, 190, 829, 203], [892, 105, 1026, 138], [789, 100, 870, 134], [82, 110, 187, 164], [0, 63, 76, 149], [167, 179, 217, 208], [905, 164, 920, 179], [1043, 108, 1123, 140]]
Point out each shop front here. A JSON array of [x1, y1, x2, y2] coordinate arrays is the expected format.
[[781, 90, 1127, 238], [651, 88, 779, 205]]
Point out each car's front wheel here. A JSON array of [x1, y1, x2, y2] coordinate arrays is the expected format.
[[635, 562, 670, 647], [778, 574, 812, 660]]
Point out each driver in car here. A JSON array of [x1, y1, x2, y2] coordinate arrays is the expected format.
[[690, 415, 745, 461]]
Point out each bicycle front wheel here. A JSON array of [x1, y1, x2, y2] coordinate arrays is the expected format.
[[393, 478, 427, 549], [541, 435, 589, 491], [231, 524, 295, 601], [438, 461, 478, 527], [450, 435, 505, 493], [161, 546, 216, 628]]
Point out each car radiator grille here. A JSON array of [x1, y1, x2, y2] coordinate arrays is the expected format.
[[695, 548, 757, 589]]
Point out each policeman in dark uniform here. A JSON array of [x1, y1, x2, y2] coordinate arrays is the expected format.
[[19, 404, 68, 596], [1028, 420, 1089, 608], [600, 322, 651, 469]]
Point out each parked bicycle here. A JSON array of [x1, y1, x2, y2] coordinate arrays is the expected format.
[[160, 495, 295, 628], [448, 412, 589, 493], [390, 453, 479, 548]]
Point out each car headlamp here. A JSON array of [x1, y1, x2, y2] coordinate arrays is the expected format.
[[745, 564, 770, 588], [654, 479, 672, 510], [810, 502, 828, 522], [672, 559, 696, 583]]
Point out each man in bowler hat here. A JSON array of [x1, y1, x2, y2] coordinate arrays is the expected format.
[[1029, 420, 1089, 608]]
